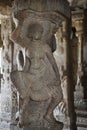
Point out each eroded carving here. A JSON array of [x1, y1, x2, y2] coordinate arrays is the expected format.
[[10, 0, 70, 130]]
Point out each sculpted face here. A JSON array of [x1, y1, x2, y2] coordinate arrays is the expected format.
[[11, 11, 57, 49]]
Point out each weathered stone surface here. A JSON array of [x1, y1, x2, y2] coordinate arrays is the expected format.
[[0, 14, 12, 129], [0, 5, 11, 16], [13, 0, 70, 18], [0, 0, 13, 7], [10, 0, 70, 130]]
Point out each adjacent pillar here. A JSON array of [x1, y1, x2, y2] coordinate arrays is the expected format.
[[53, 21, 70, 129], [0, 14, 12, 129], [72, 10, 87, 129], [66, 17, 77, 130], [72, 11, 84, 105]]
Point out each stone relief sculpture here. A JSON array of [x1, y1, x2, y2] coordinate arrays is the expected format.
[[10, 0, 70, 130]]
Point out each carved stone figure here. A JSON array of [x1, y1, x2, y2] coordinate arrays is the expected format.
[[10, 0, 70, 130]]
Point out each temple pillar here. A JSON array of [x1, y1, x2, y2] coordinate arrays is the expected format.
[[11, 0, 71, 130], [0, 6, 13, 130], [54, 16, 77, 130], [62, 21, 71, 130], [66, 17, 77, 130], [0, 24, 3, 93], [0, 6, 21, 130], [54, 21, 70, 130], [72, 11, 84, 105], [72, 10, 87, 129]]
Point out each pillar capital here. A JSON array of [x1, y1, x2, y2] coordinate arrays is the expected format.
[[12, 0, 71, 34], [72, 10, 84, 34], [13, 0, 70, 18]]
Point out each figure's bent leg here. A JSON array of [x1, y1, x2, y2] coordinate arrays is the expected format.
[[44, 97, 61, 122], [19, 97, 30, 127]]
